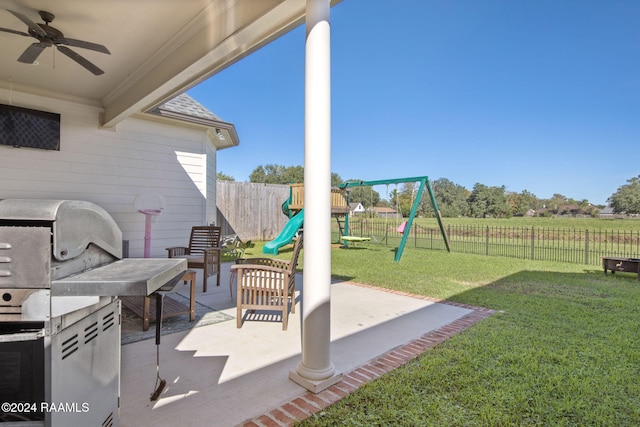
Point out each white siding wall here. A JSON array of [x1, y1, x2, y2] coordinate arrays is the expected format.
[[0, 92, 215, 257]]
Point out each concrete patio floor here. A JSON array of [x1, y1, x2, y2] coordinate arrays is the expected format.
[[119, 262, 493, 427]]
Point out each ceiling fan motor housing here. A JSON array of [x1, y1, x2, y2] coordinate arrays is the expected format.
[[39, 10, 55, 23], [32, 24, 63, 40]]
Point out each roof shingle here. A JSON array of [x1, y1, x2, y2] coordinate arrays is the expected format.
[[158, 93, 221, 121]]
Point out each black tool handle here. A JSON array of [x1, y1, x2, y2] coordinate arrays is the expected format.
[[155, 292, 164, 345]]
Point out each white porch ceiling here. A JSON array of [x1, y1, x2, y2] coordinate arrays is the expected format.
[[0, 0, 342, 127]]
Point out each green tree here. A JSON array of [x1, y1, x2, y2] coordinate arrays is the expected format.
[[507, 189, 538, 216], [506, 192, 521, 216], [249, 164, 303, 184], [543, 193, 569, 214], [520, 190, 539, 211], [216, 171, 234, 181], [249, 164, 342, 186], [284, 165, 305, 184], [330, 173, 343, 187], [249, 164, 277, 183], [575, 199, 600, 217], [467, 183, 509, 218], [608, 175, 640, 214], [396, 182, 418, 217], [429, 178, 470, 217]]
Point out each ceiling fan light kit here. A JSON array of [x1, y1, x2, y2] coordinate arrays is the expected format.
[[0, 9, 111, 75]]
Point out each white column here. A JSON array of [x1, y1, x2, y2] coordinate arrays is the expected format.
[[289, 0, 342, 393]]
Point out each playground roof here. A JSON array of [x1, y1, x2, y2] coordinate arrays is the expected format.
[[374, 206, 398, 214]]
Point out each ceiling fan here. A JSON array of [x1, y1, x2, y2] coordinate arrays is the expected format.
[[0, 9, 110, 75]]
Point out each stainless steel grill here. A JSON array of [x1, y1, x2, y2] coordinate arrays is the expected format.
[[0, 199, 186, 426]]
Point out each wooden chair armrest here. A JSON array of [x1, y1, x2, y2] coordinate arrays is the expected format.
[[235, 257, 290, 270], [203, 247, 221, 263], [230, 263, 289, 276], [166, 246, 190, 257]]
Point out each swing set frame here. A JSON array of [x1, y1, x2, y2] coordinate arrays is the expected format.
[[338, 176, 451, 262]]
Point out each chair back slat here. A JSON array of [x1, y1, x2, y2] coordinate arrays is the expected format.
[[189, 226, 221, 255], [288, 231, 303, 274]]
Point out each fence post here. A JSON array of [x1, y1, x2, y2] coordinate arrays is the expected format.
[[485, 226, 489, 256], [585, 229, 589, 265], [530, 227, 535, 260]]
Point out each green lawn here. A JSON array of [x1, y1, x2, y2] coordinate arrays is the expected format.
[[288, 244, 640, 426]]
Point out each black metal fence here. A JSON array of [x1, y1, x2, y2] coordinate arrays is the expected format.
[[340, 219, 640, 266]]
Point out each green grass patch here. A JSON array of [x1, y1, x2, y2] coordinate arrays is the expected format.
[[294, 245, 640, 426]]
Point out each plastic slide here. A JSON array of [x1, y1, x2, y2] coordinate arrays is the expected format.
[[263, 209, 304, 255]]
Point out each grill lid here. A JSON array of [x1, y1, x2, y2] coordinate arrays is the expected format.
[[0, 199, 122, 261]]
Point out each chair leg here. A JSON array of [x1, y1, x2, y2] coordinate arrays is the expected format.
[[290, 290, 295, 314], [237, 305, 243, 328], [282, 304, 288, 331], [214, 251, 221, 287], [290, 276, 296, 313], [188, 272, 196, 322], [202, 266, 208, 293], [229, 270, 235, 300], [236, 278, 243, 328]]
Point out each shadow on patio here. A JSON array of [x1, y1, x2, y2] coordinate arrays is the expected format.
[[119, 262, 490, 427]]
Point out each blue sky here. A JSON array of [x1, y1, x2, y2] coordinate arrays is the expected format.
[[188, 0, 639, 206]]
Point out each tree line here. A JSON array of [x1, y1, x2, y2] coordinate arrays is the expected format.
[[217, 166, 640, 218]]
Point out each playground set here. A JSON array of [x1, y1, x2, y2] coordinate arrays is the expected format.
[[263, 176, 450, 262]]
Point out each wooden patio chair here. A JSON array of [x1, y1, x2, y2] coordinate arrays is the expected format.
[[231, 230, 303, 330], [166, 225, 222, 292]]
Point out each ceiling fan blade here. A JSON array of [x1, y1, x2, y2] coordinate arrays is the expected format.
[[7, 9, 47, 38], [58, 37, 110, 55], [17, 42, 48, 64], [0, 27, 31, 37], [56, 45, 104, 75]]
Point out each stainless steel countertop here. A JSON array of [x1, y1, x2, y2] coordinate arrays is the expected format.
[[51, 258, 187, 297]]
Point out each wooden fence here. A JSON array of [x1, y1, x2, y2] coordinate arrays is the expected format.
[[216, 181, 290, 241], [344, 219, 640, 267]]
